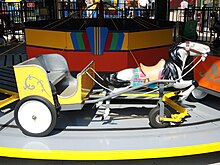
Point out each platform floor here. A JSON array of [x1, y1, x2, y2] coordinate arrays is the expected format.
[[0, 43, 27, 66], [0, 94, 220, 160], [1, 152, 220, 165], [1, 43, 220, 162]]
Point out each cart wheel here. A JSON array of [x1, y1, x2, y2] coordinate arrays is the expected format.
[[149, 106, 171, 128], [0, 37, 6, 46], [14, 96, 57, 137], [188, 88, 207, 101]]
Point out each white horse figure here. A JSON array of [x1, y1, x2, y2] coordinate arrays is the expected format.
[[106, 41, 210, 100]]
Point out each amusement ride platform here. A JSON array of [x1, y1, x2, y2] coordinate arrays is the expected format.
[[0, 44, 220, 160]]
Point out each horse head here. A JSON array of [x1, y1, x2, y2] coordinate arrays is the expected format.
[[162, 41, 210, 81], [178, 41, 210, 57]]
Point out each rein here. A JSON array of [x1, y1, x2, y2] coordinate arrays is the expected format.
[[175, 41, 208, 81], [183, 41, 207, 55]]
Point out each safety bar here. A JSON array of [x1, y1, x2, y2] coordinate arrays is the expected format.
[[84, 79, 175, 104], [79, 60, 95, 75]]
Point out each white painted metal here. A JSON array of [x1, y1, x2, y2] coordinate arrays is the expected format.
[[17, 100, 52, 134], [192, 88, 207, 100]]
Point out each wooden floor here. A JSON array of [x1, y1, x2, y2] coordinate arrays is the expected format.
[[0, 43, 27, 92], [0, 43, 27, 66]]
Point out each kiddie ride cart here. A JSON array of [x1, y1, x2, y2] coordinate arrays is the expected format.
[[0, 43, 209, 136]]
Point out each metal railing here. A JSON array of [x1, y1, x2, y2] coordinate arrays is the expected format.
[[56, 1, 154, 19], [169, 7, 218, 43], [0, 1, 220, 44], [0, 1, 39, 42]]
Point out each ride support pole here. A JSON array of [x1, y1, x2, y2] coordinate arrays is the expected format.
[[158, 83, 165, 119]]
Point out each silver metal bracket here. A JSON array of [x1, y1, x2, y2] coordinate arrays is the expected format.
[[158, 83, 165, 119]]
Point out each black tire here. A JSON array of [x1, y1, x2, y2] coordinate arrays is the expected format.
[[149, 106, 171, 128], [0, 37, 6, 46], [188, 88, 207, 102], [14, 96, 57, 137], [188, 93, 198, 102]]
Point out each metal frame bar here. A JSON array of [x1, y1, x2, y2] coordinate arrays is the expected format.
[[0, 88, 19, 109], [84, 80, 175, 104]]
